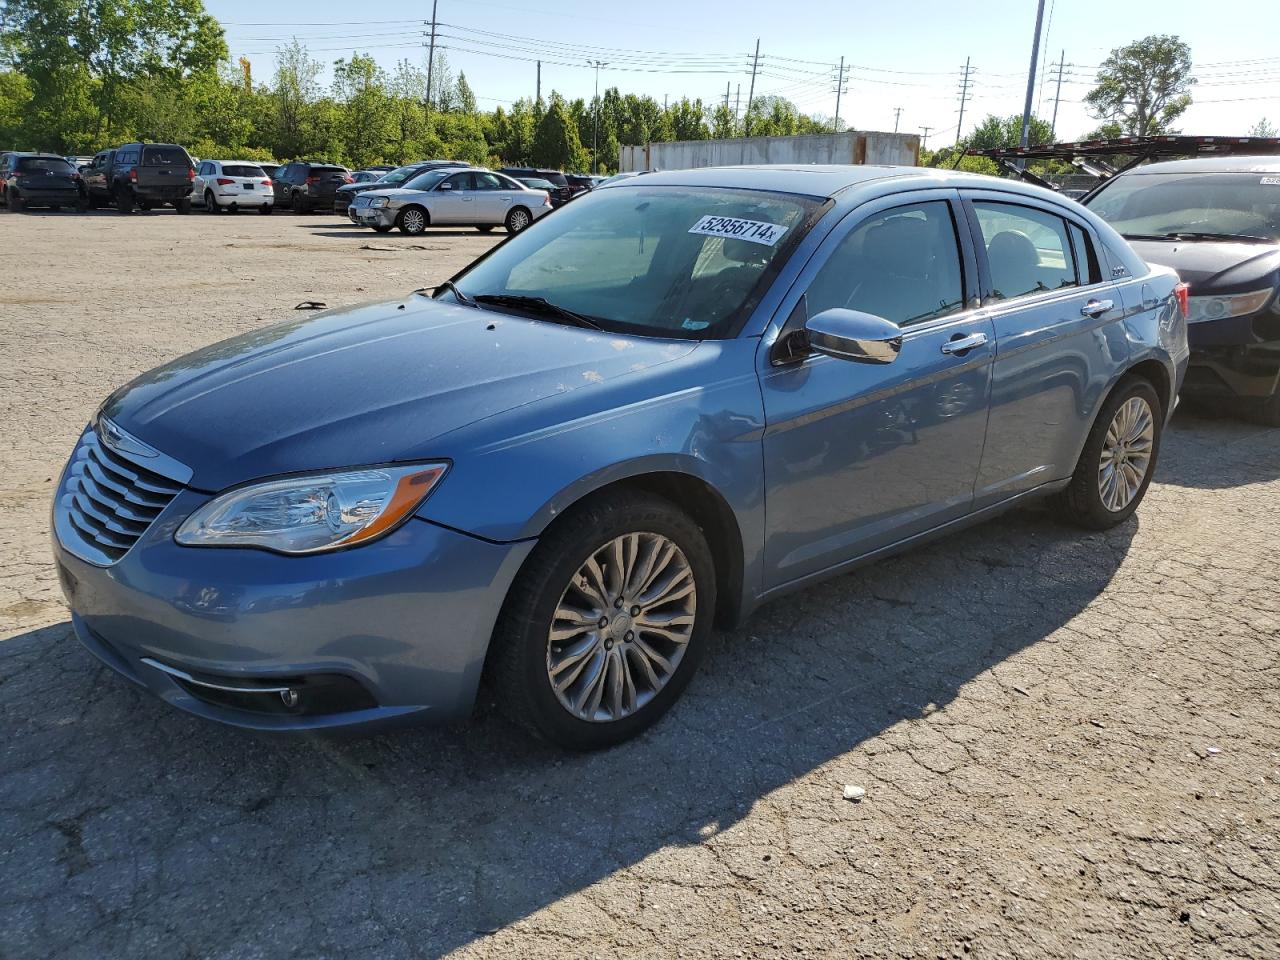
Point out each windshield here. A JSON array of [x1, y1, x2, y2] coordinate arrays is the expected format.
[[379, 166, 420, 185], [404, 169, 453, 191], [451, 185, 822, 339], [222, 165, 264, 178], [1087, 171, 1280, 241]]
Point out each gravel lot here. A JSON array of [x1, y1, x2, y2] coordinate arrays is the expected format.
[[2, 208, 1278, 960]]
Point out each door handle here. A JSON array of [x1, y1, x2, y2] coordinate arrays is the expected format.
[[1081, 299, 1114, 317], [940, 331, 989, 355]]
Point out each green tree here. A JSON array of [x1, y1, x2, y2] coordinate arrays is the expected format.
[[271, 40, 322, 159], [666, 97, 709, 141], [1249, 118, 1277, 138], [965, 113, 1055, 150], [387, 59, 427, 163], [332, 53, 393, 167], [532, 97, 586, 170], [1085, 35, 1195, 136], [454, 71, 477, 114]]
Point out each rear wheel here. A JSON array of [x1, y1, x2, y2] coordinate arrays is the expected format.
[[49, 204, 61, 211], [291, 192, 307, 213], [505, 206, 532, 233], [115, 190, 132, 214], [1052, 376, 1162, 530], [1247, 390, 1280, 427], [488, 490, 715, 750], [138, 201, 153, 211], [476, 225, 495, 233], [259, 204, 273, 215], [174, 198, 191, 214], [9, 193, 22, 212], [397, 205, 427, 235], [205, 191, 220, 213]]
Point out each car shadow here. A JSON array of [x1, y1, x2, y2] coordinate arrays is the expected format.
[[0, 506, 1136, 957], [299, 225, 493, 240], [1157, 406, 1280, 489]]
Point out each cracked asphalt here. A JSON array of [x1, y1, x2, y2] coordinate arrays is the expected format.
[[2, 209, 1279, 960]]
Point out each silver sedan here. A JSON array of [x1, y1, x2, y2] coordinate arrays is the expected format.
[[349, 168, 553, 235]]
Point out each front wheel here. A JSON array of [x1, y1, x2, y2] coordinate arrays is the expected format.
[[487, 491, 716, 750], [291, 192, 307, 213], [476, 225, 495, 233], [1052, 376, 1162, 530], [397, 205, 427, 235], [505, 206, 532, 233], [372, 224, 393, 233], [9, 194, 23, 212]]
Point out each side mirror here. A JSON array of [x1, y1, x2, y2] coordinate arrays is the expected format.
[[804, 308, 902, 364], [438, 181, 453, 190]]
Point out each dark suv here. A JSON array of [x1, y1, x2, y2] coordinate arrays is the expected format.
[[498, 167, 573, 207], [82, 143, 195, 213], [0, 153, 87, 211], [332, 160, 471, 215], [272, 162, 353, 213]]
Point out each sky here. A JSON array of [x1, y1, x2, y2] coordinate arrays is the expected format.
[[206, 0, 1280, 146]]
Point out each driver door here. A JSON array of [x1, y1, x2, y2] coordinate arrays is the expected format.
[[430, 172, 476, 224], [758, 191, 996, 589]]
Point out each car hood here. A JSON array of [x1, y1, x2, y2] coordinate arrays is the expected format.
[[1128, 239, 1280, 294], [101, 296, 697, 491], [360, 188, 427, 203], [336, 182, 379, 196]]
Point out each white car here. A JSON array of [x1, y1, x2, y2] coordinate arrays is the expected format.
[[349, 168, 553, 235], [193, 160, 274, 215]]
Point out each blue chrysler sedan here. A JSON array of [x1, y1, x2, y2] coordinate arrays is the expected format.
[[52, 166, 1188, 749]]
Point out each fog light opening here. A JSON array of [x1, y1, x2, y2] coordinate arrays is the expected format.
[[280, 688, 300, 708]]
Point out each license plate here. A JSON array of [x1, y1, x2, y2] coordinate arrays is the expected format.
[[243, 183, 253, 190]]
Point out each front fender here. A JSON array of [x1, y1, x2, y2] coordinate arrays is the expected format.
[[416, 337, 767, 567]]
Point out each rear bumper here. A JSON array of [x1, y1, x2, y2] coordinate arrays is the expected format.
[[135, 186, 193, 200], [52, 494, 535, 733], [15, 189, 82, 206], [211, 190, 273, 207]]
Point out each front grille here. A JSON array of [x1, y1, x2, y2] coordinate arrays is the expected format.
[[59, 429, 185, 563]]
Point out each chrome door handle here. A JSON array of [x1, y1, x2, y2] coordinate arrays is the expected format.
[[1081, 299, 1114, 317], [940, 332, 989, 355]]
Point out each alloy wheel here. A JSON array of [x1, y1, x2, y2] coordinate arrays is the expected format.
[[546, 532, 696, 723], [1098, 395, 1155, 512], [401, 208, 426, 233], [508, 209, 530, 232]]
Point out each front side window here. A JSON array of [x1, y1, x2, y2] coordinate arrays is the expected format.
[[973, 202, 1078, 301], [804, 201, 966, 326], [451, 185, 821, 339], [1087, 171, 1280, 242], [443, 172, 473, 190], [404, 169, 452, 191]]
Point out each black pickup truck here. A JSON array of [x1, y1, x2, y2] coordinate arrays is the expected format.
[[82, 143, 196, 213]]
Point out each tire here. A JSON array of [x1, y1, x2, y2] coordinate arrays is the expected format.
[[174, 198, 191, 214], [372, 224, 392, 233], [115, 190, 133, 214], [505, 206, 532, 233], [488, 490, 716, 750], [76, 196, 89, 213], [9, 192, 23, 212], [205, 191, 220, 213], [397, 205, 428, 235], [476, 225, 495, 233], [1052, 376, 1163, 530], [259, 204, 273, 215], [291, 192, 306, 213]]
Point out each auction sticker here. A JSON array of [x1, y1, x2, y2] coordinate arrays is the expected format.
[[1262, 177, 1280, 185], [689, 215, 789, 246]]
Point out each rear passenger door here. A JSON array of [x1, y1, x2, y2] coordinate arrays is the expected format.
[[960, 191, 1130, 505], [471, 171, 514, 224]]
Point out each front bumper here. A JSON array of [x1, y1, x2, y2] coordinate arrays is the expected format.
[[52, 487, 534, 733], [1183, 342, 1280, 400], [349, 205, 395, 228]]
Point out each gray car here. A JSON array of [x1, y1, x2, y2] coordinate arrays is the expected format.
[[349, 168, 553, 235]]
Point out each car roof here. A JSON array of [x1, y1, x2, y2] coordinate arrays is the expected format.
[[610, 164, 1018, 199], [208, 159, 266, 166], [1120, 154, 1280, 175]]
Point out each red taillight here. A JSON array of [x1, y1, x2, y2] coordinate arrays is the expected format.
[[261, 179, 272, 187], [187, 167, 196, 182], [128, 168, 138, 183], [343, 174, 354, 183], [1174, 281, 1190, 319], [305, 176, 319, 186], [542, 193, 551, 206], [216, 177, 235, 185]]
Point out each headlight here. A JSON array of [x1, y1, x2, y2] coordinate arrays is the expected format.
[[369, 196, 389, 208], [1185, 288, 1274, 324], [176, 463, 448, 554]]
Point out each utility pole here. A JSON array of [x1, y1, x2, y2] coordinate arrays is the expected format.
[[734, 84, 741, 121], [724, 81, 731, 111], [424, 0, 439, 114], [1019, 0, 1047, 150], [1048, 50, 1068, 138], [745, 38, 760, 130], [588, 59, 608, 174], [955, 56, 973, 146], [832, 56, 848, 133], [536, 60, 541, 104], [893, 106, 903, 133], [919, 125, 934, 149]]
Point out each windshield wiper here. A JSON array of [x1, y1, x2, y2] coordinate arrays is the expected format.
[[1161, 231, 1273, 244], [431, 279, 477, 307], [471, 294, 604, 330]]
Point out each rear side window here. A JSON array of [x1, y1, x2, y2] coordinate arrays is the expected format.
[[474, 172, 505, 190], [805, 201, 966, 327], [973, 202, 1078, 301], [222, 165, 265, 178], [17, 157, 75, 174], [116, 151, 139, 165], [142, 146, 188, 165], [542, 173, 569, 188], [309, 166, 345, 176]]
